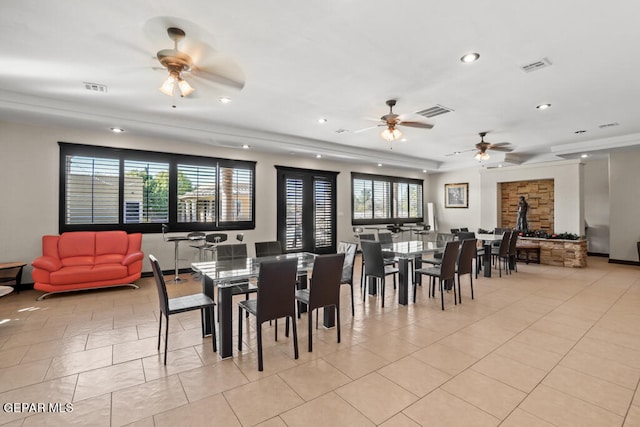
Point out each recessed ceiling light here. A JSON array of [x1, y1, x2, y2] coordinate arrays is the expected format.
[[460, 52, 480, 63], [422, 169, 427, 173], [574, 130, 587, 134], [536, 103, 551, 110], [219, 97, 232, 104], [377, 163, 382, 167], [581, 154, 589, 158], [315, 154, 322, 158], [400, 138, 408, 142], [317, 118, 327, 124], [498, 164, 503, 168], [110, 127, 125, 133], [241, 144, 250, 149]]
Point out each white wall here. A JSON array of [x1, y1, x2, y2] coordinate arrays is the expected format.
[[583, 158, 610, 254], [427, 160, 584, 235], [0, 120, 427, 282], [609, 148, 640, 262], [426, 168, 483, 232], [480, 160, 584, 234]]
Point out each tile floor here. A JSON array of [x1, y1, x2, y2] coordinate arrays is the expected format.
[[0, 256, 639, 426]]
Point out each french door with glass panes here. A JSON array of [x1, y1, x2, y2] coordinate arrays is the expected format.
[[276, 166, 337, 254]]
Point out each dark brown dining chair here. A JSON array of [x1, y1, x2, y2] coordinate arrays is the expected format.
[[238, 258, 299, 371], [254, 241, 283, 258], [507, 230, 519, 273], [360, 240, 398, 308], [413, 240, 460, 310], [149, 255, 216, 365], [456, 238, 477, 303], [492, 231, 512, 277], [295, 253, 345, 351], [337, 241, 358, 316]]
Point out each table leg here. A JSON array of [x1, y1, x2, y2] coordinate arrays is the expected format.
[[216, 285, 234, 359], [323, 306, 335, 328], [368, 276, 377, 295], [483, 243, 492, 278], [298, 273, 308, 314], [172, 241, 184, 283], [398, 257, 409, 305]]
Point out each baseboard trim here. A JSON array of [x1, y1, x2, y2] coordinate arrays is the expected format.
[[608, 258, 640, 266], [587, 252, 609, 258]]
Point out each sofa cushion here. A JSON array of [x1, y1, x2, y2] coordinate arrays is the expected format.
[[61, 256, 95, 267], [50, 264, 128, 285], [95, 254, 125, 265], [58, 232, 96, 258], [96, 231, 129, 256]]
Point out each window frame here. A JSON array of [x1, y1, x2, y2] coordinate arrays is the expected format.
[[351, 172, 423, 225], [59, 142, 256, 233]]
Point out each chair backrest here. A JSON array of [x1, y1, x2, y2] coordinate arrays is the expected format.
[[255, 241, 283, 257], [309, 253, 345, 310], [216, 243, 248, 261], [494, 227, 510, 235], [256, 258, 298, 323], [236, 233, 244, 242], [508, 230, 519, 255], [460, 227, 469, 232], [450, 228, 460, 234], [149, 255, 169, 316], [457, 231, 476, 241], [457, 239, 477, 275], [337, 241, 357, 284], [498, 231, 511, 256], [378, 232, 394, 244], [360, 240, 385, 278], [440, 241, 461, 281], [206, 233, 228, 244]]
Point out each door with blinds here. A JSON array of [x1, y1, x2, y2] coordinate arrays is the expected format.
[[276, 166, 338, 254]]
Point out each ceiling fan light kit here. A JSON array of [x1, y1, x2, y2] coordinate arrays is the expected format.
[[157, 27, 196, 97], [381, 126, 402, 141]]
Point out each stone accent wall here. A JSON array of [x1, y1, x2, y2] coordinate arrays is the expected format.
[[521, 237, 587, 268], [500, 179, 554, 232]]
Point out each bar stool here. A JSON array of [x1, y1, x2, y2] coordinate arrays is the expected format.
[[161, 224, 191, 283], [203, 233, 228, 261]]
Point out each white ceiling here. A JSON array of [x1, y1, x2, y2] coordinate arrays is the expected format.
[[2, 1, 640, 171]]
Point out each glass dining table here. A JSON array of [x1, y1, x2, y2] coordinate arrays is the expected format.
[[379, 240, 445, 305], [192, 252, 317, 359], [475, 233, 506, 278]]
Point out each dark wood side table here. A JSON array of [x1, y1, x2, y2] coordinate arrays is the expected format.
[[0, 262, 27, 294]]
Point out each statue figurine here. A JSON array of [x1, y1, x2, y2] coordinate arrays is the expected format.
[[516, 196, 529, 231]]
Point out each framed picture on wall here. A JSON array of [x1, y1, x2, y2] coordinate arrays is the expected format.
[[444, 183, 469, 208]]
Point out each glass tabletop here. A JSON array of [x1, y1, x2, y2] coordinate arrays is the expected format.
[[381, 240, 444, 256], [476, 233, 505, 242], [192, 252, 316, 287]]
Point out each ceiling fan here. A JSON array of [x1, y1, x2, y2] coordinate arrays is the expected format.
[[355, 99, 434, 141], [155, 26, 245, 97], [446, 132, 513, 160]]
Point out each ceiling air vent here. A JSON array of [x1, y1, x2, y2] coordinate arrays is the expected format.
[[415, 104, 454, 118], [598, 122, 620, 129], [335, 128, 348, 134], [84, 82, 108, 93], [520, 57, 552, 73]]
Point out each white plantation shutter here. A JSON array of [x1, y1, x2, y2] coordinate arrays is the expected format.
[[351, 172, 423, 224], [353, 178, 372, 219], [219, 166, 253, 222], [285, 178, 304, 251], [373, 180, 390, 219], [124, 160, 169, 223], [65, 155, 119, 224], [177, 164, 217, 223], [314, 179, 333, 248]]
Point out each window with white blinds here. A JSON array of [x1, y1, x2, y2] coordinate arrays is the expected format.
[[219, 166, 253, 223], [64, 155, 119, 224], [285, 178, 304, 251], [124, 160, 169, 223], [276, 166, 337, 254], [177, 164, 216, 223], [351, 172, 423, 225], [59, 142, 255, 232], [314, 179, 333, 248]]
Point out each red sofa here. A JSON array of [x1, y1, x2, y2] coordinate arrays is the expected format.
[[32, 231, 143, 300]]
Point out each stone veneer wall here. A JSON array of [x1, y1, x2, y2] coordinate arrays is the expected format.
[[500, 179, 554, 231], [520, 237, 587, 268]]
